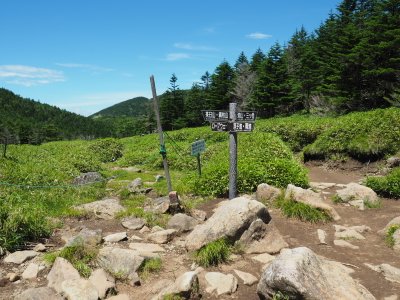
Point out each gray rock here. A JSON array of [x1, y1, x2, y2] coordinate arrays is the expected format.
[[336, 183, 379, 205], [14, 287, 63, 300], [145, 196, 170, 214], [47, 257, 81, 293], [128, 178, 143, 192], [66, 227, 102, 248], [61, 278, 99, 300], [73, 172, 103, 185], [190, 209, 207, 221], [155, 175, 164, 182], [310, 182, 336, 190], [251, 253, 276, 265], [233, 269, 258, 286], [256, 183, 281, 203], [334, 239, 359, 249], [129, 243, 166, 256], [33, 243, 46, 252], [365, 263, 400, 283], [387, 156, 400, 168], [384, 295, 398, 300], [8, 272, 20, 282], [103, 232, 128, 243], [148, 229, 177, 244], [121, 217, 146, 230], [238, 220, 288, 254], [76, 198, 125, 220], [285, 184, 341, 221], [89, 268, 115, 299], [153, 271, 199, 300], [98, 247, 144, 280], [334, 225, 368, 240], [393, 230, 400, 251], [107, 295, 130, 300], [317, 229, 327, 245], [4, 251, 38, 264], [378, 216, 400, 235], [205, 272, 238, 296], [349, 199, 365, 210], [151, 225, 164, 233], [167, 213, 198, 232], [257, 247, 375, 300], [185, 196, 271, 251], [22, 263, 39, 279], [139, 226, 151, 233]]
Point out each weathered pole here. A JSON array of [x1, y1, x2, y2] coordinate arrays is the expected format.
[[150, 75, 172, 192], [229, 102, 237, 199]]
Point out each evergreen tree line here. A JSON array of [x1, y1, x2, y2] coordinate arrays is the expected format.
[[159, 0, 399, 129]]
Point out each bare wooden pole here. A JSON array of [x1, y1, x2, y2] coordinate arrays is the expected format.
[[229, 102, 237, 199], [150, 75, 172, 192]]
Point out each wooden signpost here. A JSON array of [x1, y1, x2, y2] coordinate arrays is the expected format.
[[202, 103, 256, 199]]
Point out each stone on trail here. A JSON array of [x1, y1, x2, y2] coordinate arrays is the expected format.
[[365, 263, 400, 284], [148, 229, 177, 244], [257, 247, 375, 300], [205, 272, 238, 296], [167, 213, 198, 232], [387, 156, 400, 168], [76, 198, 125, 220], [145, 196, 170, 214], [256, 183, 281, 203], [378, 216, 400, 235], [251, 253, 276, 265], [349, 199, 365, 210], [97, 247, 144, 280], [107, 295, 130, 300], [334, 225, 369, 240], [185, 196, 271, 251], [22, 263, 39, 280], [285, 184, 341, 221], [129, 243, 166, 256], [47, 257, 81, 293], [153, 271, 200, 300], [190, 209, 207, 222], [61, 278, 99, 300], [73, 172, 103, 185], [66, 227, 102, 247], [103, 232, 128, 243], [127, 178, 143, 192], [336, 183, 379, 205], [121, 217, 146, 230], [89, 268, 116, 299], [317, 229, 327, 245], [4, 250, 38, 264], [233, 269, 258, 286], [334, 239, 359, 250], [14, 287, 63, 300], [33, 243, 46, 252]]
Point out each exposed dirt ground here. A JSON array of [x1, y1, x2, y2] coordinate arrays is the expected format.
[[2, 161, 400, 300]]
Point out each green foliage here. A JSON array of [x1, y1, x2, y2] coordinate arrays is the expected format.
[[366, 167, 400, 198], [193, 238, 231, 267], [138, 258, 162, 280], [272, 291, 290, 300], [44, 243, 97, 278], [275, 196, 332, 223], [385, 225, 400, 248], [163, 295, 184, 300], [88, 138, 123, 162], [304, 108, 400, 161]]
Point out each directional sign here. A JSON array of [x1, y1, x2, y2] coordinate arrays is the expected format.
[[202, 110, 229, 121], [211, 122, 229, 132], [229, 122, 255, 132], [236, 111, 256, 122], [191, 139, 206, 156]]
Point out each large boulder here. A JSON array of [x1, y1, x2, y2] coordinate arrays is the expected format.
[[285, 184, 341, 221], [185, 196, 271, 251], [336, 183, 379, 205], [256, 183, 281, 203], [76, 198, 125, 220], [257, 247, 375, 300], [47, 257, 81, 293]]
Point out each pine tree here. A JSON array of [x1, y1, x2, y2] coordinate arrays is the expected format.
[[234, 51, 249, 70], [250, 48, 266, 71], [208, 61, 235, 109], [160, 74, 186, 130]]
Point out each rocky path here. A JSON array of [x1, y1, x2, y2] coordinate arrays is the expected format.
[[2, 163, 400, 300]]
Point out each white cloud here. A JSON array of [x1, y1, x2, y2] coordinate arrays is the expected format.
[[0, 65, 65, 86], [55, 63, 113, 72], [246, 32, 273, 40], [173, 43, 217, 51], [165, 53, 191, 61]]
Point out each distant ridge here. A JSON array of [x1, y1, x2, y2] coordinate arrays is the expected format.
[[90, 96, 150, 118]]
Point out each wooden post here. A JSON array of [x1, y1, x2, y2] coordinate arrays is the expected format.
[[229, 102, 237, 199], [150, 75, 172, 192], [197, 153, 202, 176]]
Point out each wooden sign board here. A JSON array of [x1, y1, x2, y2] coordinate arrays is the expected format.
[[202, 110, 229, 121], [211, 122, 229, 132], [191, 139, 206, 156], [229, 122, 255, 132], [236, 111, 256, 122]]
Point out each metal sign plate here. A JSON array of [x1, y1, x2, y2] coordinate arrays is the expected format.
[[191, 139, 206, 156], [211, 122, 229, 132], [236, 111, 256, 122], [202, 110, 229, 121], [229, 122, 255, 132]]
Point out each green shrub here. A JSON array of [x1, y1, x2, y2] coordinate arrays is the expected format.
[[366, 167, 400, 198], [385, 225, 400, 248], [275, 196, 332, 223], [88, 138, 123, 162], [193, 238, 231, 267], [304, 108, 400, 161]]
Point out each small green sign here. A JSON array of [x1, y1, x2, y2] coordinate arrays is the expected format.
[[191, 139, 206, 156]]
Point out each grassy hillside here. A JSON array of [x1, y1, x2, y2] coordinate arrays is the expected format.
[[91, 96, 150, 118]]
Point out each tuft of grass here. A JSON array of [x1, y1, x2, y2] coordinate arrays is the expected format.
[[385, 224, 400, 248], [193, 238, 231, 267], [163, 295, 184, 300], [272, 291, 290, 300], [364, 199, 382, 209], [138, 257, 163, 280], [43, 243, 97, 278], [275, 196, 332, 223], [332, 194, 345, 204]]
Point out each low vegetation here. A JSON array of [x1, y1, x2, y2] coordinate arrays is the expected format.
[[385, 225, 400, 248], [193, 238, 231, 267], [366, 167, 400, 198], [138, 257, 163, 280]]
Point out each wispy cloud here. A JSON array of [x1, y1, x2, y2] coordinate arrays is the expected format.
[[246, 32, 273, 40], [55, 63, 114, 72], [203, 27, 216, 34], [165, 53, 191, 61], [173, 43, 218, 52], [0, 65, 65, 87]]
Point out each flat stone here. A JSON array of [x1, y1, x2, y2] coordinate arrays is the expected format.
[[129, 243, 165, 254], [33, 243, 46, 252], [336, 183, 379, 205], [76, 198, 125, 220], [205, 272, 238, 296], [190, 209, 207, 221], [349, 200, 365, 210], [256, 183, 281, 203], [148, 229, 177, 244], [73, 172, 103, 185], [139, 226, 151, 233], [334, 239, 359, 249], [365, 263, 400, 283], [167, 213, 198, 232], [107, 295, 130, 300], [121, 217, 146, 230], [4, 251, 38, 264], [233, 269, 258, 286], [251, 253, 276, 265], [334, 225, 368, 240], [153, 271, 199, 300], [104, 232, 128, 243], [317, 229, 327, 245], [14, 287, 63, 300], [66, 227, 102, 247], [151, 226, 164, 233], [22, 263, 39, 279], [47, 257, 81, 293], [61, 278, 99, 300]]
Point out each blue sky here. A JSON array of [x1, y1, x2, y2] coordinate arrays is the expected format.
[[1, 0, 340, 116]]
